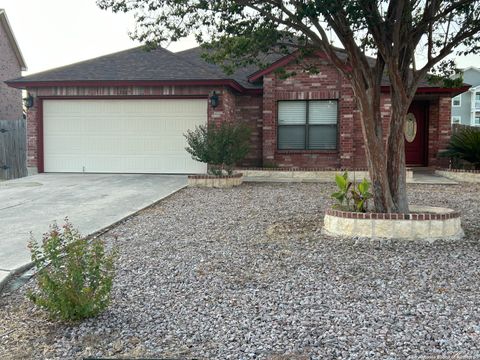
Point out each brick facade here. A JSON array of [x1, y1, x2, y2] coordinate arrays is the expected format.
[[25, 85, 263, 171], [261, 59, 452, 169], [23, 58, 454, 173], [0, 19, 22, 120]]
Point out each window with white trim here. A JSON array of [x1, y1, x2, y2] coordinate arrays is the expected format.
[[475, 116, 480, 126], [452, 95, 461, 107], [475, 92, 480, 110], [452, 116, 461, 124], [277, 100, 338, 150]]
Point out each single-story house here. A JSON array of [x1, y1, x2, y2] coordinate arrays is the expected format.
[[7, 46, 468, 175]]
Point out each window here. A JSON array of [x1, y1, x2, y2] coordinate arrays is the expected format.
[[277, 100, 337, 150], [475, 92, 480, 110], [452, 95, 461, 107], [475, 116, 480, 126], [451, 116, 461, 124]]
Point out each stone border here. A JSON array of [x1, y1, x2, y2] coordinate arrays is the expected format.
[[435, 169, 480, 183], [188, 173, 243, 188], [237, 167, 370, 171], [236, 169, 413, 182], [323, 205, 463, 240]]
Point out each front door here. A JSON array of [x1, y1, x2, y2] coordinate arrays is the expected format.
[[405, 101, 427, 166]]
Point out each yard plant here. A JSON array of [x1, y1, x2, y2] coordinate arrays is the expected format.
[[331, 172, 373, 213], [184, 122, 251, 175], [27, 220, 116, 321], [441, 127, 480, 170], [99, 0, 480, 213]]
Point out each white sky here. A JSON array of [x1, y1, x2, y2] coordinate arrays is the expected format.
[[0, 0, 478, 77]]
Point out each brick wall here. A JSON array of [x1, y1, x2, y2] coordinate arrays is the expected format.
[[262, 60, 357, 168], [261, 58, 452, 169], [25, 85, 263, 171], [428, 96, 452, 167], [263, 61, 341, 168], [235, 95, 263, 167], [0, 21, 22, 120], [24, 70, 454, 172]]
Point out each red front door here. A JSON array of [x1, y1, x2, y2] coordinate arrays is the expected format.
[[405, 101, 427, 166]]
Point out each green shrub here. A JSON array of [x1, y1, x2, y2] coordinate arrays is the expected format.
[[440, 128, 480, 169], [331, 172, 373, 212], [184, 122, 251, 175], [27, 220, 116, 321]]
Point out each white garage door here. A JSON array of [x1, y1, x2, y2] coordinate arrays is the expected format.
[[43, 99, 207, 174]]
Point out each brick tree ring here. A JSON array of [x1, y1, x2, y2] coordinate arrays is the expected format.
[[323, 205, 463, 240]]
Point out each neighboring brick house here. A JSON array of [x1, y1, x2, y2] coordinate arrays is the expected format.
[[7, 46, 466, 174], [0, 9, 26, 120]]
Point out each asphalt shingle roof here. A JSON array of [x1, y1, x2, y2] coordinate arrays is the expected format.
[[7, 45, 465, 92], [8, 47, 227, 83]]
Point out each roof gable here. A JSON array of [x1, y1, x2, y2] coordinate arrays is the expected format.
[[0, 9, 27, 71]]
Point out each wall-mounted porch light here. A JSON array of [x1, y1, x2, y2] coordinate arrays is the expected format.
[[23, 93, 34, 109], [210, 91, 219, 108]]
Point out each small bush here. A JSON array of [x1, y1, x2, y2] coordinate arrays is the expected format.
[[440, 128, 480, 169], [331, 172, 373, 212], [27, 220, 116, 321], [185, 122, 251, 175]]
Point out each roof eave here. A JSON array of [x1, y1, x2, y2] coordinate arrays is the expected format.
[[380, 85, 471, 96], [5, 79, 264, 95]]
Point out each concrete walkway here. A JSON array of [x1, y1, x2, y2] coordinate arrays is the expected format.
[[0, 174, 187, 289]]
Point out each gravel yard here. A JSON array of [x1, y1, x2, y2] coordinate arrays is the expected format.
[[1, 182, 479, 359]]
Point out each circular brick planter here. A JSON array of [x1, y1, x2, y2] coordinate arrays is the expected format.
[[187, 173, 243, 188], [323, 205, 463, 240]]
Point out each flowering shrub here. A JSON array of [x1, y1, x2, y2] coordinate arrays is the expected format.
[[27, 219, 116, 321]]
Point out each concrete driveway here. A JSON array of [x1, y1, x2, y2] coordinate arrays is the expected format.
[[0, 174, 187, 286]]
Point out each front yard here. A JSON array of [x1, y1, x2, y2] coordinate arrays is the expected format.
[[1, 182, 479, 359]]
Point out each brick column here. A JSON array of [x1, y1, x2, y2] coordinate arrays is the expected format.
[[428, 96, 451, 167], [339, 77, 355, 168], [262, 75, 276, 163]]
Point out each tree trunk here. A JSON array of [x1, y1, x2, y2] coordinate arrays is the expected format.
[[387, 93, 410, 213], [355, 88, 396, 213]]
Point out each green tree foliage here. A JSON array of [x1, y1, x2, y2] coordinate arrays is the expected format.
[[97, 0, 480, 213], [441, 128, 480, 169], [185, 122, 251, 175], [28, 220, 116, 321]]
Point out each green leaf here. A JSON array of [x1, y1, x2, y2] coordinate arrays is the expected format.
[[358, 178, 370, 194], [335, 173, 347, 190]]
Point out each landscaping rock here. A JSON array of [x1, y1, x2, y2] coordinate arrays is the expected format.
[[0, 182, 479, 359]]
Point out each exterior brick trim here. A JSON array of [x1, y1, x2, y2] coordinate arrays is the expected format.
[[437, 168, 480, 174], [325, 209, 460, 220]]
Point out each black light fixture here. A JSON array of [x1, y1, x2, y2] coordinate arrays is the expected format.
[[23, 93, 34, 109], [210, 91, 219, 108]]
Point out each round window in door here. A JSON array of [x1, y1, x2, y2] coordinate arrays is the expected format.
[[404, 113, 417, 143]]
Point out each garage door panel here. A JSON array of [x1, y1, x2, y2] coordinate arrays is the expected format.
[[43, 99, 207, 173]]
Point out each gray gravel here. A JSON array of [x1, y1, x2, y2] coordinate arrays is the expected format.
[[1, 182, 479, 360]]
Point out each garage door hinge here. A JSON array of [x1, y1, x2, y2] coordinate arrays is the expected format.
[[0, 128, 8, 133], [0, 165, 9, 170]]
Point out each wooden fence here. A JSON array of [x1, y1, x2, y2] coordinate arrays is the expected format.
[[0, 118, 27, 180]]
